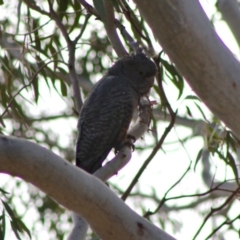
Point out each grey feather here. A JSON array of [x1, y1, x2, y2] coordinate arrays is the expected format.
[[76, 53, 157, 173]]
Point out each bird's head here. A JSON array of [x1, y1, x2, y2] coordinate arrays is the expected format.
[[108, 53, 157, 96]]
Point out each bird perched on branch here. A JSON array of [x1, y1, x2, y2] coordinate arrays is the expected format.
[[76, 53, 157, 173]]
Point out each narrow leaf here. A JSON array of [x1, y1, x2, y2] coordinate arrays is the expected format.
[[194, 148, 203, 171], [227, 151, 239, 184], [0, 210, 6, 240], [194, 103, 208, 121], [93, 0, 107, 24], [0, 188, 9, 196], [184, 95, 201, 101], [60, 81, 67, 97], [186, 106, 192, 117], [10, 220, 21, 240]]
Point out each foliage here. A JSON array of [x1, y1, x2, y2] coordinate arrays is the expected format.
[[0, 187, 31, 240], [0, 0, 239, 239]]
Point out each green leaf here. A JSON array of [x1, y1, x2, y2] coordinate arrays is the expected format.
[[13, 218, 31, 239], [10, 98, 26, 122], [69, 9, 82, 34], [227, 151, 239, 184], [2, 200, 16, 220], [60, 80, 67, 97], [2, 201, 31, 239], [26, 0, 37, 6], [48, 44, 58, 71], [194, 102, 208, 121], [184, 95, 201, 101], [32, 78, 39, 103], [109, 0, 121, 12], [56, 0, 68, 20], [215, 150, 239, 184], [0, 188, 9, 196], [186, 106, 192, 117], [93, 0, 107, 24], [0, 0, 4, 5], [32, 19, 41, 50], [226, 131, 240, 152], [194, 148, 203, 171], [152, 84, 160, 97], [10, 220, 21, 240], [160, 58, 184, 99], [57, 66, 67, 75], [0, 210, 6, 240], [0, 86, 8, 108]]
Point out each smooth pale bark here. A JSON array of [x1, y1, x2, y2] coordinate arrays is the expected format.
[[217, 0, 240, 48], [134, 0, 240, 138], [0, 135, 176, 240]]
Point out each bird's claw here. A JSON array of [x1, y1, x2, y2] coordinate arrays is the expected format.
[[114, 135, 135, 154]]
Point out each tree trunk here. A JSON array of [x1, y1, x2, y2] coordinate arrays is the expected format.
[[134, 0, 240, 138]]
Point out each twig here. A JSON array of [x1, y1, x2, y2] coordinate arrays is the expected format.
[[68, 43, 83, 112], [78, 0, 99, 17], [47, 0, 83, 112], [144, 162, 191, 218], [48, 1, 71, 43], [114, 19, 141, 53], [192, 186, 240, 240], [205, 214, 240, 240], [73, 13, 91, 44]]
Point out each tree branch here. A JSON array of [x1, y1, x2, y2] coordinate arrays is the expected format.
[[134, 0, 240, 139], [48, 1, 83, 111], [101, 0, 128, 57], [79, 0, 141, 53], [0, 135, 176, 240], [68, 97, 154, 239]]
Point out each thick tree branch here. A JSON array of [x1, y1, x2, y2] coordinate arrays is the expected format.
[[68, 97, 154, 239], [0, 135, 176, 240], [134, 0, 240, 139]]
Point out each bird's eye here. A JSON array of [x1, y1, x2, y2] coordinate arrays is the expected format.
[[139, 71, 143, 75]]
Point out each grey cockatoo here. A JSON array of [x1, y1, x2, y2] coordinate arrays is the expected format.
[[76, 53, 157, 173]]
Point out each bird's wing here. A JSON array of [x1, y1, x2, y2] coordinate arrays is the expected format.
[[76, 75, 138, 173]]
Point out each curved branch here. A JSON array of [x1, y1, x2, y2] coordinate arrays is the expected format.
[[47, 1, 83, 111], [68, 96, 155, 239], [0, 135, 176, 240], [102, 0, 128, 57]]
